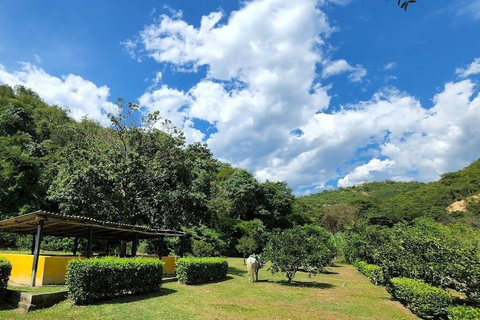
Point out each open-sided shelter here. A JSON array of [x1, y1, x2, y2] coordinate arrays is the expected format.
[[0, 210, 186, 286]]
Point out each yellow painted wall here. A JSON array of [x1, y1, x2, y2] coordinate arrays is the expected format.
[[0, 253, 175, 286], [0, 253, 83, 286], [161, 256, 176, 275], [0, 254, 33, 285], [42, 256, 85, 285]]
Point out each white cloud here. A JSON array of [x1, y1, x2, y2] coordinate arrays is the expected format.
[[383, 62, 396, 70], [456, 0, 480, 20], [456, 57, 480, 78], [338, 159, 396, 188], [34, 54, 42, 64], [0, 63, 113, 124], [322, 59, 367, 82], [128, 1, 480, 192]]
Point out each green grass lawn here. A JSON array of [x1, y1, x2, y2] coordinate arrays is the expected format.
[[7, 285, 67, 294], [0, 258, 417, 319]]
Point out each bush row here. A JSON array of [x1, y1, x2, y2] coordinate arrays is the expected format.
[[176, 257, 228, 284], [446, 305, 480, 320], [66, 257, 164, 305], [388, 277, 452, 319], [344, 219, 480, 299], [0, 257, 12, 299], [353, 260, 386, 285]]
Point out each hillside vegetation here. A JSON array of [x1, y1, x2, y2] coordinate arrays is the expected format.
[[295, 159, 480, 228]]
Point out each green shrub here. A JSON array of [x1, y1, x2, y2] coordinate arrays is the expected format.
[[0, 257, 12, 299], [354, 260, 386, 285], [388, 277, 452, 319], [176, 257, 228, 284], [447, 305, 480, 320], [66, 257, 163, 305], [263, 224, 337, 284]]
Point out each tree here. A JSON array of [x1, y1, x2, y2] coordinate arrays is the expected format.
[[235, 219, 267, 262], [258, 181, 295, 229], [220, 169, 260, 220], [263, 225, 337, 284], [47, 99, 209, 230]]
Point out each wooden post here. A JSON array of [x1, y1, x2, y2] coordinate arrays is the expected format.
[[158, 236, 164, 260], [180, 235, 185, 258], [106, 241, 110, 255], [73, 236, 78, 256], [30, 219, 44, 287], [30, 234, 36, 255], [87, 226, 93, 258], [131, 233, 138, 257], [120, 241, 127, 257]]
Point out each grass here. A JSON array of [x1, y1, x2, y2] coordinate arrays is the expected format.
[[7, 285, 67, 294], [0, 258, 418, 319]]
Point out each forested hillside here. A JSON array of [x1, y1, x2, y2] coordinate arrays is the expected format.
[[295, 159, 480, 229], [0, 84, 299, 256]]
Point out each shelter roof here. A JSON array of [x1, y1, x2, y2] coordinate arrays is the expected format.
[[0, 210, 185, 241]]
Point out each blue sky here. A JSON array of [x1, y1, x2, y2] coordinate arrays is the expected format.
[[1, 0, 480, 194]]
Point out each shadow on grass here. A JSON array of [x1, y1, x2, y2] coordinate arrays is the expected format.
[[228, 266, 246, 276], [276, 280, 335, 289], [89, 287, 178, 306], [185, 275, 235, 286], [319, 270, 339, 275], [0, 300, 17, 311], [328, 263, 343, 268], [297, 268, 339, 275]]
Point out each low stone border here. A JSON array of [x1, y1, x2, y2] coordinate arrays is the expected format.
[[3, 289, 67, 312], [163, 277, 178, 283]]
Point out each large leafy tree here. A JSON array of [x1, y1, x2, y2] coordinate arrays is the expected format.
[[0, 85, 72, 218], [258, 181, 295, 229], [47, 99, 211, 229]]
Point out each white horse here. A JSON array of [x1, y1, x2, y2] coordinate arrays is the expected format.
[[246, 256, 259, 282]]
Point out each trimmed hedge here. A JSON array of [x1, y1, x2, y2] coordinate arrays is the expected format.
[[388, 277, 452, 319], [0, 257, 12, 299], [176, 257, 228, 284], [447, 305, 480, 320], [66, 257, 164, 305], [354, 260, 386, 285]]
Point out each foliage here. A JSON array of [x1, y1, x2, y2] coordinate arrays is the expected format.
[[181, 225, 227, 257], [446, 305, 480, 320], [296, 159, 480, 228], [0, 257, 12, 299], [66, 257, 163, 305], [353, 260, 386, 285], [235, 219, 267, 257], [176, 257, 228, 284], [257, 181, 295, 229], [344, 219, 480, 299], [388, 277, 452, 319], [263, 225, 336, 284]]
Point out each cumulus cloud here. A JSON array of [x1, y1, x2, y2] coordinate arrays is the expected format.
[[0, 63, 113, 124], [127, 1, 480, 192], [338, 159, 396, 188], [456, 57, 480, 78], [322, 59, 367, 82]]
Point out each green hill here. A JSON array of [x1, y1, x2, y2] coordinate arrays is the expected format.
[[295, 159, 480, 228]]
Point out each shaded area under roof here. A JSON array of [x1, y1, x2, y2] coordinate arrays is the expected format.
[[0, 210, 185, 241]]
